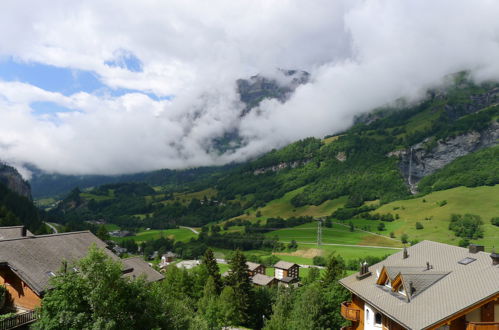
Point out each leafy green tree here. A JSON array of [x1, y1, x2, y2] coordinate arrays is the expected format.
[[202, 248, 222, 293], [34, 245, 170, 330], [263, 288, 294, 330], [198, 276, 222, 329], [218, 286, 239, 326]]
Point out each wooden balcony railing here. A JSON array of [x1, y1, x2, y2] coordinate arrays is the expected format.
[[341, 301, 360, 322], [0, 310, 37, 330], [466, 322, 499, 330]]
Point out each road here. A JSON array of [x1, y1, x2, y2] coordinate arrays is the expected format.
[[44, 222, 59, 234], [179, 226, 199, 235], [281, 241, 402, 250]]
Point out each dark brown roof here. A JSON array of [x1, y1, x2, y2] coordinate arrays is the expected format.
[[123, 257, 164, 282], [0, 231, 162, 295], [274, 261, 298, 270], [279, 276, 299, 283]]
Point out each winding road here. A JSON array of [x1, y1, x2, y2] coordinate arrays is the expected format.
[[179, 226, 199, 235], [44, 222, 59, 234]]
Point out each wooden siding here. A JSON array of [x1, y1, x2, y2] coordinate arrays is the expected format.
[[0, 268, 41, 310]]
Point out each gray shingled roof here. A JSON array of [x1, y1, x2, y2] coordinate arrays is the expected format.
[[123, 257, 164, 282], [246, 261, 263, 271], [251, 273, 274, 286], [339, 240, 499, 330], [0, 226, 33, 240], [274, 261, 297, 270], [0, 231, 162, 295]]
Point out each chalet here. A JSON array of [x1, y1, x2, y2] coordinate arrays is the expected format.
[[339, 241, 499, 330], [274, 260, 300, 280], [246, 261, 266, 277], [251, 273, 277, 287], [0, 231, 163, 311], [0, 226, 33, 240], [159, 252, 177, 269]]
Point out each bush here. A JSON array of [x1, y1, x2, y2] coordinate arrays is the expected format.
[[458, 238, 471, 248], [389, 232, 395, 238], [491, 217, 499, 227], [415, 222, 424, 230], [377, 222, 386, 231], [401, 233, 409, 244], [313, 256, 327, 266], [449, 214, 484, 239]]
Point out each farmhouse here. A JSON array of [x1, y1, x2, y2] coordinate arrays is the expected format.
[[274, 260, 299, 279], [0, 230, 163, 311], [246, 261, 266, 277], [339, 241, 499, 330], [251, 273, 277, 287]]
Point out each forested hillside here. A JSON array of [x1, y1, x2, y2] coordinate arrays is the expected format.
[[42, 74, 499, 247]]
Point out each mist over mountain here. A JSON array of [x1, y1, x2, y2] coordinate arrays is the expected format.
[[2, 1, 499, 177]]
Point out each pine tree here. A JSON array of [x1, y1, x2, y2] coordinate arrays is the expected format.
[[198, 276, 221, 329], [227, 250, 252, 326], [322, 253, 346, 286], [202, 248, 222, 293]]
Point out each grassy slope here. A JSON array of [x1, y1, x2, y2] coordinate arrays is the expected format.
[[352, 185, 499, 250], [265, 223, 402, 248], [111, 228, 197, 243]]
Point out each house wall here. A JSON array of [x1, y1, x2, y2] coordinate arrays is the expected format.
[[275, 268, 284, 279], [352, 294, 365, 330], [0, 268, 41, 310], [495, 303, 499, 322]]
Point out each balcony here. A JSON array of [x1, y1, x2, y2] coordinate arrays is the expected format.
[[341, 301, 360, 322], [466, 322, 499, 330], [0, 310, 37, 330]]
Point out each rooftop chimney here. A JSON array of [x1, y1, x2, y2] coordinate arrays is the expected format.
[[491, 248, 499, 266], [21, 226, 27, 237], [403, 247, 409, 259], [356, 261, 372, 280], [409, 281, 416, 295], [469, 244, 485, 254]]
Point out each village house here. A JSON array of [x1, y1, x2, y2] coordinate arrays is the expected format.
[[246, 261, 266, 277], [274, 260, 300, 287], [251, 273, 277, 287], [0, 230, 164, 312], [159, 252, 177, 269], [339, 241, 499, 330]]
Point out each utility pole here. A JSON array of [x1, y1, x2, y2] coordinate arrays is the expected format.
[[317, 218, 322, 246]]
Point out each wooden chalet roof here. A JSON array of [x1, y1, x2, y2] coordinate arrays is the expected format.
[[246, 261, 263, 271], [123, 257, 164, 282], [274, 261, 298, 270], [339, 240, 499, 330], [251, 273, 275, 286], [0, 231, 163, 295]]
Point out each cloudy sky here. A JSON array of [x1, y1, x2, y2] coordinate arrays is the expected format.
[[1, 0, 499, 177]]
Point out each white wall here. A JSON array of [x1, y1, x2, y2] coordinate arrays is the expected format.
[[364, 303, 383, 330], [275, 268, 284, 279]]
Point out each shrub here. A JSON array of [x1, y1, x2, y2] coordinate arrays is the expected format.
[[458, 238, 470, 248], [389, 232, 395, 238], [415, 222, 424, 230], [449, 214, 484, 239], [377, 222, 386, 231], [313, 256, 327, 266], [401, 233, 409, 244], [438, 200, 447, 207], [491, 217, 499, 227]]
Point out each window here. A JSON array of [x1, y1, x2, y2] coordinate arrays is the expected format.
[[458, 257, 476, 265], [366, 309, 370, 322], [375, 312, 382, 326], [384, 278, 391, 288], [398, 284, 406, 296]]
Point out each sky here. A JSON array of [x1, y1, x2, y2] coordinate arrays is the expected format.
[[1, 0, 499, 178]]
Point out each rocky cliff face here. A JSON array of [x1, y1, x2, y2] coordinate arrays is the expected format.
[[237, 69, 310, 115], [393, 122, 499, 193], [0, 164, 32, 199]]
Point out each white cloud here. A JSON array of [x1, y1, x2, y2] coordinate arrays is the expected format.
[[1, 0, 499, 177]]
